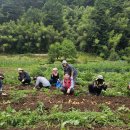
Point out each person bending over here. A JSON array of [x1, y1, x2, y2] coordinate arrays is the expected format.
[[62, 60, 77, 84], [33, 76, 51, 89], [0, 74, 6, 95], [18, 68, 31, 85]]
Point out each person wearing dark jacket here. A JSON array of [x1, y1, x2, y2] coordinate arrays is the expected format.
[[88, 75, 107, 96], [49, 68, 59, 86], [0, 74, 7, 95], [0, 74, 4, 93], [18, 68, 31, 85], [62, 60, 77, 84]]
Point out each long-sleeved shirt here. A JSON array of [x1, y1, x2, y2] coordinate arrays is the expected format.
[[50, 73, 59, 83], [94, 80, 104, 87], [35, 76, 51, 87], [18, 71, 31, 81], [63, 64, 77, 77], [93, 80, 107, 90], [0, 80, 3, 91]]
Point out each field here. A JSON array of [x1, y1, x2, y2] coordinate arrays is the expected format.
[[0, 54, 130, 130]]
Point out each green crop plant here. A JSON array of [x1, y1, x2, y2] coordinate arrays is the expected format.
[[36, 101, 45, 114], [50, 104, 63, 114], [0, 105, 129, 129], [10, 89, 36, 102], [43, 109, 124, 128]]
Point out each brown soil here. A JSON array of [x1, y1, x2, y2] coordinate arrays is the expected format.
[[9, 89, 130, 112], [0, 68, 15, 74], [0, 85, 130, 130]]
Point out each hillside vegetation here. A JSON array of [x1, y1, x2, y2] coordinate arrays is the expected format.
[[0, 0, 130, 60]]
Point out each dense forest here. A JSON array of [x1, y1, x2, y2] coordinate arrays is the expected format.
[[0, 0, 130, 60]]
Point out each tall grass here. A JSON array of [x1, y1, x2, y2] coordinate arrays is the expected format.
[[77, 52, 103, 63], [0, 55, 48, 67]]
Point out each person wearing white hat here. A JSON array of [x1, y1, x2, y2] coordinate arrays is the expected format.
[[62, 60, 77, 84], [62, 60, 67, 64], [88, 75, 107, 96], [18, 68, 23, 71], [18, 68, 31, 85], [49, 68, 59, 86], [96, 75, 104, 80]]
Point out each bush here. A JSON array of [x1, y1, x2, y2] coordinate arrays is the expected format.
[[109, 50, 120, 61], [48, 39, 77, 62]]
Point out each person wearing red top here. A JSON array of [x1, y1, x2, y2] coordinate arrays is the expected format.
[[61, 73, 74, 95]]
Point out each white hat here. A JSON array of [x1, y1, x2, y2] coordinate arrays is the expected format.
[[0, 74, 4, 79], [62, 60, 67, 64], [53, 68, 58, 71], [97, 75, 103, 80], [18, 68, 23, 71]]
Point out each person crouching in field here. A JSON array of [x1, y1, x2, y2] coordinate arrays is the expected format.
[[127, 82, 130, 95], [18, 68, 31, 85], [61, 73, 74, 95], [88, 75, 107, 96], [0, 74, 7, 96], [33, 76, 51, 89], [49, 68, 59, 86], [0, 74, 4, 93]]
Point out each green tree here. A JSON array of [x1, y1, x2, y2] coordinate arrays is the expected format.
[[62, 6, 85, 43], [77, 6, 99, 52], [0, 19, 61, 53], [48, 42, 61, 63], [48, 39, 77, 62], [60, 39, 77, 59], [21, 8, 46, 23], [42, 0, 64, 31]]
